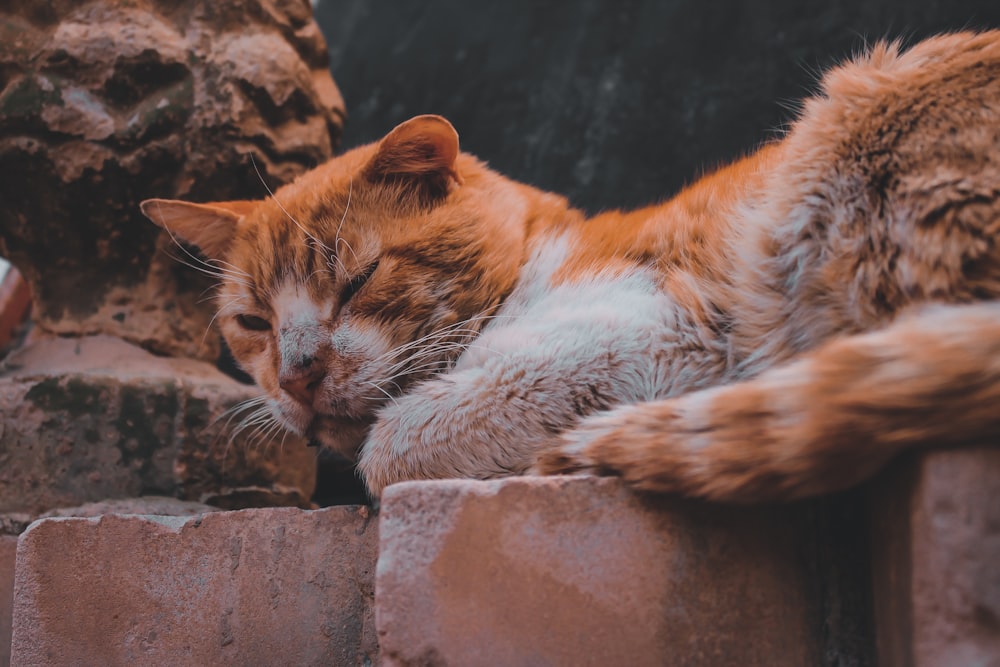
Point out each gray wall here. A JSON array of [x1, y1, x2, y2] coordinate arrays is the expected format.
[[315, 0, 1000, 213]]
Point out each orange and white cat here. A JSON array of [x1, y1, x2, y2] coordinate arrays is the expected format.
[[142, 31, 1000, 500]]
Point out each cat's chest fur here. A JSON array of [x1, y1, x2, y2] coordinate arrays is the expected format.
[[456, 228, 734, 405]]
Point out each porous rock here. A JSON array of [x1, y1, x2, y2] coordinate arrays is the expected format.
[[0, 334, 316, 517], [0, 534, 15, 667], [377, 476, 822, 667], [11, 506, 378, 666], [1, 495, 220, 667], [0, 0, 345, 360], [870, 447, 1000, 667]]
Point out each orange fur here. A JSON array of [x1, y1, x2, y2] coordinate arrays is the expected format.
[[142, 32, 1000, 500]]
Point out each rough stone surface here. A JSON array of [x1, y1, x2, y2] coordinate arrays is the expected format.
[[11, 506, 378, 666], [1, 535, 15, 667], [0, 335, 315, 516], [870, 448, 1000, 667], [0, 0, 345, 359], [377, 477, 822, 667], [1, 496, 218, 667]]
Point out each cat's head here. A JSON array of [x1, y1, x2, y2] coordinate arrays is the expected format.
[[140, 115, 532, 459]]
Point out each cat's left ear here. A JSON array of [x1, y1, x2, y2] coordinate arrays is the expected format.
[[140, 198, 254, 259], [366, 114, 463, 197]]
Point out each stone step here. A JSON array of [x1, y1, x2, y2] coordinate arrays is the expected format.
[[7, 450, 999, 667], [11, 506, 377, 666]]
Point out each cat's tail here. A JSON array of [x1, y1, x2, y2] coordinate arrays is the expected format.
[[536, 301, 1000, 502]]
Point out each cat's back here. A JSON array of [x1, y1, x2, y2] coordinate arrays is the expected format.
[[730, 31, 1000, 367]]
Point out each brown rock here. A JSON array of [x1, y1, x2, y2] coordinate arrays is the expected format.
[[0, 335, 316, 515], [1, 535, 15, 667], [1, 496, 218, 667], [870, 448, 1000, 667], [11, 506, 378, 666], [0, 0, 345, 359], [377, 477, 822, 667]]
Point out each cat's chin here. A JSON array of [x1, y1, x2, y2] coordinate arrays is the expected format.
[[305, 414, 375, 461]]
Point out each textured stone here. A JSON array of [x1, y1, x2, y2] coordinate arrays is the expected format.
[[0, 335, 315, 516], [377, 477, 821, 667], [0, 0, 344, 359], [870, 448, 1000, 667], [1, 497, 218, 667], [11, 506, 378, 666], [1, 535, 15, 667]]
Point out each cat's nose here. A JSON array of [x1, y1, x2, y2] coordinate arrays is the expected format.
[[279, 367, 325, 407]]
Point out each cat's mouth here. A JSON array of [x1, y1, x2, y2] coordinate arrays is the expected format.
[[304, 413, 376, 461]]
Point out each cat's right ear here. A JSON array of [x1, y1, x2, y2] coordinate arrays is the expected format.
[[365, 114, 462, 199], [140, 198, 254, 258]]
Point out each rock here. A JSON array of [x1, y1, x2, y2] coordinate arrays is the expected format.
[[36, 495, 221, 520], [11, 506, 378, 666], [0, 0, 345, 360], [1, 535, 15, 667], [0, 335, 316, 516], [870, 448, 1000, 667], [376, 477, 823, 666], [1, 496, 220, 667]]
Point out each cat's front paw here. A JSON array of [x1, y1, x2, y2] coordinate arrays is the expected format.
[[356, 404, 421, 499]]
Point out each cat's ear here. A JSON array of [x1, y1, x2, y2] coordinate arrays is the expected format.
[[140, 198, 254, 258], [365, 114, 462, 197]]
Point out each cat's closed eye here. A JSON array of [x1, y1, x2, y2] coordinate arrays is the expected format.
[[342, 259, 380, 303], [236, 313, 271, 331]]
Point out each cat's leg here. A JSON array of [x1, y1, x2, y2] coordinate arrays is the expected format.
[[537, 301, 1000, 502], [356, 273, 727, 497]]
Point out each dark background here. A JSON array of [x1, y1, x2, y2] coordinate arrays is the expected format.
[[315, 0, 1000, 214]]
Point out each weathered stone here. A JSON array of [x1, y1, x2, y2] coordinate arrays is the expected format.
[[1, 496, 219, 667], [0, 335, 315, 516], [1, 535, 15, 667], [377, 477, 822, 667], [0, 0, 345, 359], [870, 448, 1000, 667], [11, 506, 378, 666]]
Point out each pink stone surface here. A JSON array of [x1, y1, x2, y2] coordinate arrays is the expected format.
[[12, 507, 378, 666], [871, 447, 1000, 667], [376, 476, 820, 667], [1, 535, 15, 667]]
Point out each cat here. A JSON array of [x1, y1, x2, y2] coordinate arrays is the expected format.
[[141, 30, 1000, 501]]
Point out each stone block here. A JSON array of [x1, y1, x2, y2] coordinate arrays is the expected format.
[[1, 535, 15, 667], [376, 477, 822, 667], [11, 506, 378, 666], [0, 335, 315, 516], [870, 447, 1000, 667], [0, 0, 344, 358]]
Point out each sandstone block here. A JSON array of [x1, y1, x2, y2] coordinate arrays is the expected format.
[[376, 477, 822, 667], [870, 447, 1000, 667], [0, 335, 315, 515], [11, 506, 378, 666], [2, 497, 218, 667], [1, 535, 15, 667]]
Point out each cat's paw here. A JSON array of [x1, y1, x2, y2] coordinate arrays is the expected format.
[[533, 412, 634, 478], [533, 400, 692, 495], [357, 401, 424, 498]]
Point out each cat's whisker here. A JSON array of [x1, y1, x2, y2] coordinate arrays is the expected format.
[[334, 178, 361, 266], [211, 395, 269, 431], [164, 250, 252, 287], [248, 153, 338, 258], [363, 380, 399, 408], [370, 314, 509, 366], [200, 295, 249, 347]]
